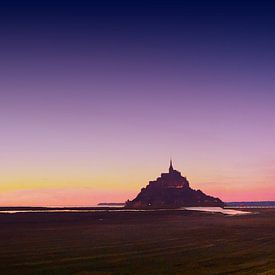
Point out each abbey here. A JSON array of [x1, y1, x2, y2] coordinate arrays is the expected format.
[[149, 159, 190, 189], [125, 160, 224, 209]]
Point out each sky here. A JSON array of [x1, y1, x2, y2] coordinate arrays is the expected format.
[[0, 1, 275, 206]]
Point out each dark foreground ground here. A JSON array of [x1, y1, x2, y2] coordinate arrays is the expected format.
[[0, 209, 274, 275]]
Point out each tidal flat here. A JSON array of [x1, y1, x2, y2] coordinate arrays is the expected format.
[[0, 209, 274, 275]]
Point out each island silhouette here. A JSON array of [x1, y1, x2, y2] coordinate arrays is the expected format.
[[126, 160, 224, 209]]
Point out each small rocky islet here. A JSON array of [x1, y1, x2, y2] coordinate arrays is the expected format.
[[126, 160, 224, 209]]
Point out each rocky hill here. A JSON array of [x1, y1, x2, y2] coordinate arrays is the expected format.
[[125, 160, 224, 209]]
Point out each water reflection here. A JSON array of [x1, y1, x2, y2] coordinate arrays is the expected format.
[[0, 207, 251, 215], [183, 207, 251, 215]]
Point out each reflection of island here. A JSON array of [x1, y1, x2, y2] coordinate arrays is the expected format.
[[126, 160, 224, 209]]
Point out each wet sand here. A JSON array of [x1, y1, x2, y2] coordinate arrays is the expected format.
[[0, 208, 274, 274]]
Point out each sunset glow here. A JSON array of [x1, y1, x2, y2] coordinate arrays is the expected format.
[[0, 2, 274, 206]]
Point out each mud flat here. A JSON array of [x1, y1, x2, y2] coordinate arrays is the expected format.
[[0, 208, 274, 274]]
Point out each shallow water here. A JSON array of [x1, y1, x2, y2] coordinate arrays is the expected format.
[[0, 207, 251, 215], [183, 207, 251, 215]]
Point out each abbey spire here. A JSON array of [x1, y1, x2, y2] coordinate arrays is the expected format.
[[169, 158, 174, 173]]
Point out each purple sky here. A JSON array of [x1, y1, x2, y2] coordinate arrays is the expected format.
[[0, 2, 274, 205]]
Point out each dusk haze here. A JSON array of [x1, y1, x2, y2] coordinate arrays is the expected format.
[[1, 2, 275, 207], [1, 2, 275, 274]]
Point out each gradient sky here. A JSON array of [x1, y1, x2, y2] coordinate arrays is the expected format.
[[0, 1, 275, 206]]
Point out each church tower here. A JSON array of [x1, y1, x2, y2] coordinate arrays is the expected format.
[[169, 158, 174, 173]]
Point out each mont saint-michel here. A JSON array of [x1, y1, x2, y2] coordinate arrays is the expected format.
[[126, 160, 224, 208]]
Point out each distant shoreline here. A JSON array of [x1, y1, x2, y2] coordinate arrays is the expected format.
[[225, 201, 275, 207], [97, 203, 125, 206]]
